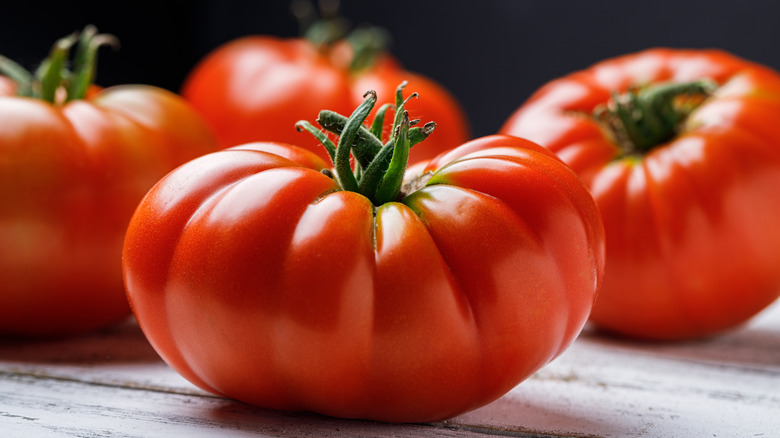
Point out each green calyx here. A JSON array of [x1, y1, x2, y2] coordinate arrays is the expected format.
[[292, 0, 350, 47], [594, 79, 716, 156], [291, 0, 390, 73], [0, 25, 117, 103], [344, 26, 391, 72], [296, 81, 436, 206]]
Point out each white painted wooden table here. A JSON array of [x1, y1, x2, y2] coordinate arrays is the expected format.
[[2, 299, 779, 438]]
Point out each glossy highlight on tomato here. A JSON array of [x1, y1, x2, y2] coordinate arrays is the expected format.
[[123, 88, 604, 422], [501, 48, 780, 340]]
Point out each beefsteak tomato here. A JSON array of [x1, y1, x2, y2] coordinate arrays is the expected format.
[[501, 48, 780, 340], [123, 87, 604, 422], [181, 18, 469, 164], [0, 27, 218, 336]]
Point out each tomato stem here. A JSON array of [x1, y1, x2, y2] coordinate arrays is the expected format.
[[295, 120, 338, 162], [333, 90, 377, 192], [315, 110, 383, 168], [291, 0, 389, 71], [594, 79, 716, 155], [357, 134, 397, 198], [370, 103, 394, 140], [299, 81, 435, 205], [36, 32, 78, 103], [66, 26, 118, 102], [374, 111, 411, 204], [316, 108, 434, 168], [292, 0, 350, 50], [356, 119, 435, 200], [0, 26, 115, 103], [346, 26, 391, 73], [0, 55, 34, 96]]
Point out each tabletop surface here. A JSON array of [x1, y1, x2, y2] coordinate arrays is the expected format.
[[1, 299, 779, 438]]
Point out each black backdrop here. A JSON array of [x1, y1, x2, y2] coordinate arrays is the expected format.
[[3, 0, 780, 138]]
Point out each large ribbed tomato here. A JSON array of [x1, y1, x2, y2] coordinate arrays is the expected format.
[[501, 48, 780, 340], [181, 25, 469, 164], [0, 27, 218, 336], [123, 89, 604, 422]]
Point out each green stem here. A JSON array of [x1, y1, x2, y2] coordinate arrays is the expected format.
[[291, 0, 349, 49], [0, 26, 115, 103], [408, 122, 437, 145], [346, 26, 391, 72], [297, 82, 440, 205], [595, 79, 716, 155], [0, 55, 34, 96], [291, 0, 391, 74], [390, 81, 416, 129], [333, 90, 377, 192], [66, 25, 118, 101], [370, 102, 394, 141], [295, 120, 337, 162], [35, 32, 78, 103], [316, 110, 383, 168], [316, 102, 433, 170], [354, 82, 416, 201], [356, 121, 435, 200], [374, 111, 411, 204], [357, 137, 396, 198]]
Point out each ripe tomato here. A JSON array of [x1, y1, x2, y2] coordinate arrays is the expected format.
[[0, 27, 218, 336], [501, 48, 780, 340], [123, 88, 604, 422], [181, 32, 470, 164]]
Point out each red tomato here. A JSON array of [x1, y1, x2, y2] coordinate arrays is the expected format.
[[501, 48, 780, 340], [0, 28, 219, 336], [123, 88, 604, 422], [181, 35, 470, 164]]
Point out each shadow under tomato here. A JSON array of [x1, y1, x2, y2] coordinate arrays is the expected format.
[[203, 398, 464, 437], [200, 386, 623, 437], [0, 316, 162, 364], [582, 314, 780, 369]]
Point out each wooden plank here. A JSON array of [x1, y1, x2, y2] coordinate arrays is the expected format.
[[0, 320, 199, 398], [1, 300, 779, 437], [444, 302, 780, 437], [0, 372, 496, 438]]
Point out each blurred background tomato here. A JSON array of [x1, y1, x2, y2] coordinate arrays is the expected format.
[[3, 0, 779, 140]]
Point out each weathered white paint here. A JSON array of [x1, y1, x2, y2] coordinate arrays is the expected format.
[[1, 300, 779, 437]]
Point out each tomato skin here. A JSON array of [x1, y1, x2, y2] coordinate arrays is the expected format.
[[501, 48, 780, 340], [0, 84, 218, 336], [123, 135, 604, 422], [181, 36, 470, 164], [181, 37, 355, 156]]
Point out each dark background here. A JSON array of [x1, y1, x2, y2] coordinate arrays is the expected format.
[[3, 1, 780, 138]]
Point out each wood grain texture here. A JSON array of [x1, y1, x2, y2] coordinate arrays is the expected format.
[[1, 300, 779, 437]]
